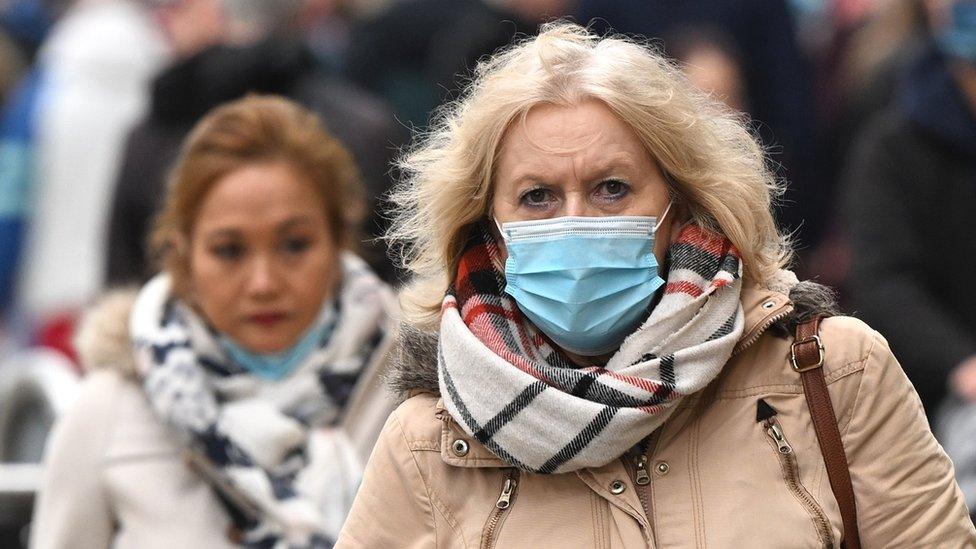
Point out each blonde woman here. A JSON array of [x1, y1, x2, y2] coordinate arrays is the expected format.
[[32, 96, 397, 549], [336, 23, 976, 548]]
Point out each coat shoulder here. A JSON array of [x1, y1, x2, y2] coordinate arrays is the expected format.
[[719, 314, 881, 398], [51, 369, 128, 456], [57, 367, 184, 461], [388, 392, 443, 450], [819, 315, 886, 374]]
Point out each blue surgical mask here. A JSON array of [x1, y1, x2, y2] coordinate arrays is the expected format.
[[497, 204, 672, 356], [218, 311, 334, 381], [940, 1, 976, 63]]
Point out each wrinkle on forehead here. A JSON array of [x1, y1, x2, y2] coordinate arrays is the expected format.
[[496, 100, 655, 187], [511, 103, 604, 156]]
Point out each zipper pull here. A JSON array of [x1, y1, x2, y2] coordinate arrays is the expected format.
[[766, 421, 793, 454], [634, 454, 651, 486], [496, 477, 518, 509]]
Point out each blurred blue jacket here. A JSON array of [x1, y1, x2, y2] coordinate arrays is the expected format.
[[0, 68, 44, 317]]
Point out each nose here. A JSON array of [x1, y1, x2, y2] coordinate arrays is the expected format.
[[562, 193, 601, 217], [245, 254, 282, 298]]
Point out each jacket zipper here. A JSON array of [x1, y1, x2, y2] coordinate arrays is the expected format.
[[734, 306, 792, 356], [481, 469, 520, 549], [623, 434, 657, 528], [761, 414, 834, 547]]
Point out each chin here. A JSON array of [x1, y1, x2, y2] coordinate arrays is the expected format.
[[236, 331, 298, 355]]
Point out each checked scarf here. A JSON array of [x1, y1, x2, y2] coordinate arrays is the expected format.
[[438, 222, 744, 474], [130, 253, 392, 548]]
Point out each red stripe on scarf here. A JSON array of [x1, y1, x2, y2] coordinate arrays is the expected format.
[[601, 369, 682, 397], [676, 224, 741, 261], [464, 301, 543, 362], [463, 301, 553, 381], [665, 281, 705, 297], [456, 244, 494, 285], [711, 276, 732, 290]]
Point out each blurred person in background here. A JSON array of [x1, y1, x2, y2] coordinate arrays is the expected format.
[[0, 69, 38, 331], [31, 95, 397, 548], [667, 25, 750, 112], [0, 0, 65, 61], [0, 0, 70, 332], [336, 23, 975, 547], [826, 0, 929, 159], [800, 0, 930, 291], [579, 0, 824, 256], [843, 0, 976, 521], [343, 0, 574, 127], [105, 0, 406, 289], [2, 0, 221, 358], [843, 0, 976, 417]]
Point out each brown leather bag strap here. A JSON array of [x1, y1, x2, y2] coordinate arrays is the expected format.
[[792, 316, 861, 549]]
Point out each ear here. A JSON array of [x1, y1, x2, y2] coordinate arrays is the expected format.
[[488, 217, 509, 267], [666, 201, 691, 245]]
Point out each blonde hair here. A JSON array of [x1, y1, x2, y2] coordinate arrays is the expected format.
[[151, 95, 365, 298], [388, 22, 791, 327]]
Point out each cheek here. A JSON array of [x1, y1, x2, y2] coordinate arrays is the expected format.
[[187, 247, 237, 327], [290, 244, 339, 301]]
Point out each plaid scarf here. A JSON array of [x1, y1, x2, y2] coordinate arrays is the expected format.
[[438, 222, 744, 473], [130, 253, 392, 548]]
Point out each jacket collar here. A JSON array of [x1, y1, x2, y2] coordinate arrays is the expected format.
[[435, 401, 509, 468], [74, 289, 141, 378], [734, 286, 793, 355]]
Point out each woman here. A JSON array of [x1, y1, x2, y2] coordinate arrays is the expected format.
[[336, 23, 976, 547], [32, 95, 397, 548]]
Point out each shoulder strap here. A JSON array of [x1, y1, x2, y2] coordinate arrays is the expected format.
[[793, 316, 861, 549]]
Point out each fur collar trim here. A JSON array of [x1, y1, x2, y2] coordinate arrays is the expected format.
[[74, 288, 140, 378]]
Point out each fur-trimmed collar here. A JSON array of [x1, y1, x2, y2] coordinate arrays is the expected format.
[[74, 288, 141, 378], [386, 275, 840, 398]]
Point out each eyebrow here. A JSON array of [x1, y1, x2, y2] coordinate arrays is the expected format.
[[202, 215, 319, 240], [506, 155, 640, 188], [276, 216, 318, 232], [204, 228, 241, 241]]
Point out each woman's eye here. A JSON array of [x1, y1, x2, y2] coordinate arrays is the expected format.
[[596, 179, 630, 200], [282, 237, 312, 254], [210, 243, 243, 261], [520, 187, 555, 208]]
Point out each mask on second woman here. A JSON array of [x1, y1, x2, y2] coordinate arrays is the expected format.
[[219, 311, 334, 381], [497, 203, 672, 356]]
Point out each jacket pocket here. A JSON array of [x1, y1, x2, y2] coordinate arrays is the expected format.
[[758, 399, 834, 548], [480, 469, 520, 549]]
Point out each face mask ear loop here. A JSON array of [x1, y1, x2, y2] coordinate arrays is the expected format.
[[653, 201, 674, 233], [493, 218, 508, 241]]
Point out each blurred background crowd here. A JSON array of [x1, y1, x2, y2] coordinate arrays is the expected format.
[[0, 0, 974, 545]]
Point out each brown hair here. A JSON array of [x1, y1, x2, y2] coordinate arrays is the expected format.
[[150, 94, 365, 296]]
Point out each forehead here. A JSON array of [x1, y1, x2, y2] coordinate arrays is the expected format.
[[194, 162, 326, 232], [495, 100, 651, 177]]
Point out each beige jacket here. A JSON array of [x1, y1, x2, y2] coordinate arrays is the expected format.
[[337, 283, 976, 548], [30, 290, 398, 549]]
